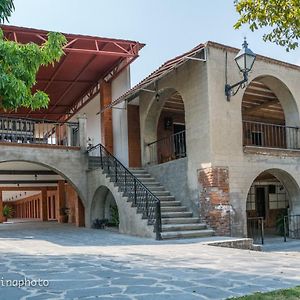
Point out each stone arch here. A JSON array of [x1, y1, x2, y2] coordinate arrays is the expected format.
[[244, 168, 300, 235], [0, 160, 85, 225], [242, 75, 299, 126], [143, 87, 186, 164], [90, 185, 119, 227], [241, 75, 300, 149], [0, 159, 85, 205]]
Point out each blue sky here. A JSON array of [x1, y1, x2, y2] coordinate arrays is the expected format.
[[9, 0, 300, 86]]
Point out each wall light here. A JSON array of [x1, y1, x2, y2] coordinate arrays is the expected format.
[[225, 38, 256, 100]]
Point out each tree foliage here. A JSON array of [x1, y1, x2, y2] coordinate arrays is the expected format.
[[234, 0, 300, 51], [0, 0, 14, 24], [0, 0, 67, 110]]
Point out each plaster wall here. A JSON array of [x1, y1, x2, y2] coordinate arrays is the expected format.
[[205, 45, 300, 236], [112, 68, 131, 166], [70, 94, 101, 148], [86, 168, 155, 238], [139, 59, 211, 198]]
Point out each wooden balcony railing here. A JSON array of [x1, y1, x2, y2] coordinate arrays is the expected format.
[[0, 116, 79, 147], [243, 121, 300, 150]]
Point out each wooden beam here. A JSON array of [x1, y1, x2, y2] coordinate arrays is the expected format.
[[0, 170, 56, 175], [0, 186, 57, 191], [243, 99, 281, 114]]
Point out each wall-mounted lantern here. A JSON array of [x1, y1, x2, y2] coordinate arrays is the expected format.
[[225, 38, 256, 100]]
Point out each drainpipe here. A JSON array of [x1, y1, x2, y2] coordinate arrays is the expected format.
[[77, 114, 87, 152]]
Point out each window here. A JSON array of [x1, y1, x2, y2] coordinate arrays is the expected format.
[[269, 185, 289, 209]]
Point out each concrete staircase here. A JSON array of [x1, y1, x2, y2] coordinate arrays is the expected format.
[[130, 168, 214, 240]]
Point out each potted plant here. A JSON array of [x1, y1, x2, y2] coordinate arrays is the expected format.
[[3, 205, 13, 222]]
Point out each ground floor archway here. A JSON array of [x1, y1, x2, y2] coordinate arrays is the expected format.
[[0, 161, 85, 227], [246, 169, 300, 240], [90, 186, 119, 230]]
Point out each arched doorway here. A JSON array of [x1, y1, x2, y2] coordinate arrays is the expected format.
[[246, 169, 300, 240], [145, 89, 186, 164], [0, 161, 85, 227], [90, 186, 119, 230], [242, 76, 300, 150]]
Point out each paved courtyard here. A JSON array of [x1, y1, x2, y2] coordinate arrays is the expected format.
[[0, 221, 300, 299]]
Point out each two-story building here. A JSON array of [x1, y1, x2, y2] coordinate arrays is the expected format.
[[1, 24, 300, 241]]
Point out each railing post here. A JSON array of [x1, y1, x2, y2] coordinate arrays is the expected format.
[[284, 216, 287, 242], [77, 114, 87, 152], [134, 179, 137, 206], [145, 193, 149, 217], [155, 201, 162, 240], [124, 171, 127, 194], [115, 159, 118, 183], [100, 145, 104, 169], [260, 218, 264, 245]]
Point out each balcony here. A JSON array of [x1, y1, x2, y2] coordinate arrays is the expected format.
[[243, 121, 300, 152], [148, 130, 186, 165], [0, 116, 79, 148]]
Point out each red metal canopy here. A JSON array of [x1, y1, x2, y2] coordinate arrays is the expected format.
[[0, 25, 144, 120]]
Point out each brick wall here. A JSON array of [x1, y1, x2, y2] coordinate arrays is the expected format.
[[127, 105, 141, 167], [198, 167, 231, 236]]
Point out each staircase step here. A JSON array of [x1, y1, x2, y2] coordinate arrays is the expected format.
[[138, 177, 157, 182], [152, 191, 171, 196], [143, 182, 161, 186], [161, 211, 193, 218], [160, 201, 181, 207], [162, 223, 207, 232], [161, 206, 187, 212], [147, 186, 165, 191], [161, 217, 201, 224], [157, 195, 175, 201], [161, 229, 214, 240]]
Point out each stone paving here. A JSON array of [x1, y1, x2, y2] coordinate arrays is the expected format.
[[0, 221, 300, 299]]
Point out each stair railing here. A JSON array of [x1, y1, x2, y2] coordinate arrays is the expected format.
[[87, 143, 162, 240]]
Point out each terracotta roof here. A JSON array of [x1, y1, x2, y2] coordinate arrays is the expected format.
[[0, 25, 144, 120]]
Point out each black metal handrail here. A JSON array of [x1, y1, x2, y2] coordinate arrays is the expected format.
[[148, 130, 186, 165], [247, 217, 264, 244], [88, 143, 162, 240], [284, 215, 300, 242]]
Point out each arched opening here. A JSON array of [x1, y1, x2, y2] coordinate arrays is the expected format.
[[90, 186, 119, 230], [0, 161, 85, 227], [146, 89, 186, 164], [242, 76, 300, 150], [246, 169, 300, 240]]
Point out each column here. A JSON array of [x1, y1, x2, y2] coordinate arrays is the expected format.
[[100, 81, 113, 153], [77, 115, 87, 152], [75, 197, 85, 227], [57, 181, 66, 223], [40, 189, 48, 221]]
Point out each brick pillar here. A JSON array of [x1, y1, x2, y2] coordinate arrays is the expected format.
[[100, 81, 113, 153], [0, 190, 3, 223], [57, 181, 66, 223], [41, 188, 48, 221], [198, 167, 231, 236], [75, 197, 85, 227]]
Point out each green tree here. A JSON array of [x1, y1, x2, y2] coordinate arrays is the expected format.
[[234, 0, 300, 51], [0, 0, 67, 110]]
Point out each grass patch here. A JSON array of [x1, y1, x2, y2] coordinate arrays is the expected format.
[[229, 286, 300, 300]]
